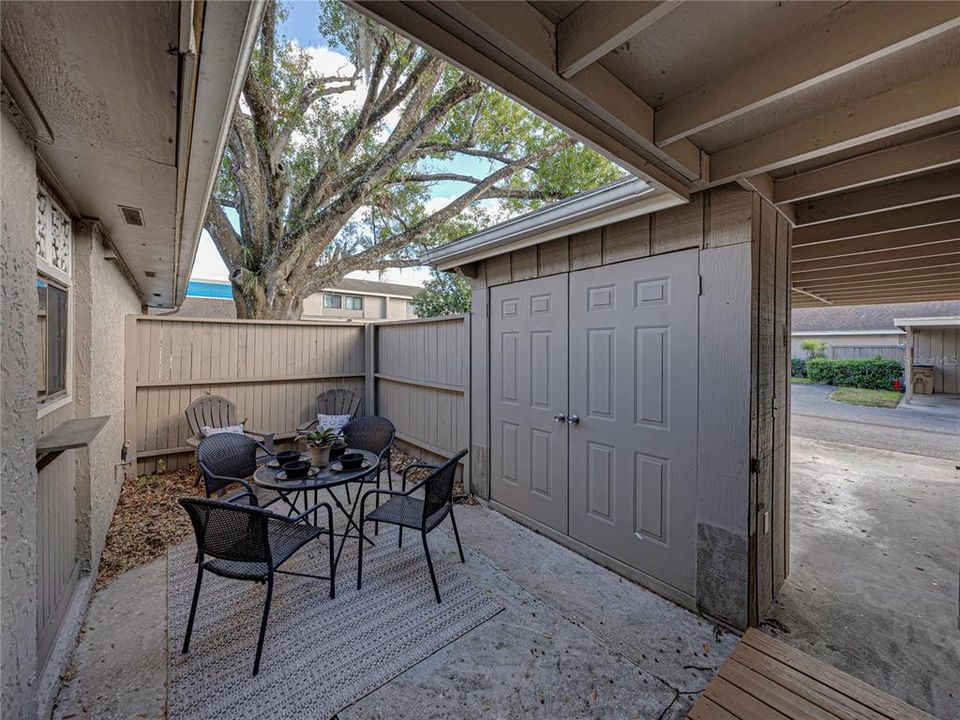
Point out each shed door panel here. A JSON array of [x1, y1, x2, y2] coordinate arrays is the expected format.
[[568, 249, 699, 594], [490, 275, 568, 532]]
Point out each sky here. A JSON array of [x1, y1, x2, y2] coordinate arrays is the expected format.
[[191, 1, 499, 288]]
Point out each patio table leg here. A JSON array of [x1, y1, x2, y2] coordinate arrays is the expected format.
[[328, 484, 377, 568]]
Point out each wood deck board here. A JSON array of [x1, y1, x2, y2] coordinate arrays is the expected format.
[[687, 630, 935, 720]]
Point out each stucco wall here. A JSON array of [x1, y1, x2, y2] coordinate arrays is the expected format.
[[1, 109, 40, 719]]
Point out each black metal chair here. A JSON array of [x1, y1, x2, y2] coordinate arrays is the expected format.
[[179, 495, 335, 676], [341, 415, 396, 508], [197, 432, 279, 509], [357, 450, 468, 603]]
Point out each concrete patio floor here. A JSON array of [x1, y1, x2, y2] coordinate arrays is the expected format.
[[767, 436, 960, 719], [54, 497, 737, 720]]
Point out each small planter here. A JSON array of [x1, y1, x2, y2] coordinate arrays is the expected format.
[[309, 443, 332, 468]]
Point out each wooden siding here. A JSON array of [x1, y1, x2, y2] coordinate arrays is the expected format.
[[912, 327, 959, 394], [830, 345, 904, 361], [373, 316, 470, 470], [128, 317, 366, 474], [127, 315, 471, 476]]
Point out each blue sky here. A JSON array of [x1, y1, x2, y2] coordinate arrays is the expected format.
[[191, 1, 496, 287]]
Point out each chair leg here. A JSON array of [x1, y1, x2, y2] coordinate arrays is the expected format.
[[345, 483, 352, 505], [253, 575, 274, 676], [449, 507, 465, 563], [398, 526, 403, 548], [421, 531, 441, 604], [357, 510, 365, 591], [387, 461, 393, 491], [182, 562, 204, 654], [326, 504, 336, 599], [374, 471, 380, 536]]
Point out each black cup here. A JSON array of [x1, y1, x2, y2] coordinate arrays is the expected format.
[[282, 460, 311, 478], [330, 442, 347, 460], [339, 452, 364, 470]]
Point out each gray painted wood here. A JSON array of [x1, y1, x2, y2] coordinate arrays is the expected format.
[[490, 275, 569, 532], [568, 249, 700, 595]]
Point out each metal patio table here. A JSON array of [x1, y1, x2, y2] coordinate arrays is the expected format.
[[253, 449, 379, 569]]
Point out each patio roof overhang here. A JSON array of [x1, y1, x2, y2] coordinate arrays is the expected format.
[[1, 0, 264, 307], [350, 0, 960, 306], [894, 316, 960, 330]]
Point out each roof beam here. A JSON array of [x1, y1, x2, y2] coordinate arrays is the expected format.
[[792, 255, 960, 283], [710, 65, 960, 184], [799, 269, 960, 291], [793, 168, 960, 226], [774, 130, 960, 203], [557, 1, 681, 78], [815, 288, 960, 304], [380, 0, 702, 188], [813, 280, 960, 297], [655, 4, 960, 147], [792, 239, 960, 273], [793, 197, 960, 245], [792, 221, 960, 262]]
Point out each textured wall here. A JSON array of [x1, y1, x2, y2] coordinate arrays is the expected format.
[[1, 110, 40, 719]]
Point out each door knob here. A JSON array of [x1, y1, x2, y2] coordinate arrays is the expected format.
[[553, 413, 566, 423], [567, 414, 580, 425]]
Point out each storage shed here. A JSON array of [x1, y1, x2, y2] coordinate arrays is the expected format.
[[896, 315, 960, 399], [423, 178, 792, 629]]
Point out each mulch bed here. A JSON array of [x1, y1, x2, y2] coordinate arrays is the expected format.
[[95, 449, 475, 590]]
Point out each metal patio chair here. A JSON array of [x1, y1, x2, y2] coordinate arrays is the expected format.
[[341, 415, 396, 510], [184, 394, 275, 453], [357, 450, 468, 603], [296, 388, 363, 433], [179, 495, 335, 676], [197, 432, 280, 509]]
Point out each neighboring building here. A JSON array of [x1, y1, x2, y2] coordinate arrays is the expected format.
[[896, 315, 960, 398], [171, 277, 421, 321], [791, 301, 960, 360], [0, 3, 260, 717]]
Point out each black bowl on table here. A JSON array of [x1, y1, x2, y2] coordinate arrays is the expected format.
[[275, 450, 301, 465], [282, 460, 311, 479], [330, 441, 347, 460], [339, 452, 364, 470]]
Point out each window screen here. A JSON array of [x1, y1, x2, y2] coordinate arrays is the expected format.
[[37, 277, 67, 401], [345, 295, 363, 311], [323, 293, 342, 309]]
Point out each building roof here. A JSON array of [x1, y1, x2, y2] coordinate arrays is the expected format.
[[792, 301, 960, 334], [420, 178, 676, 270], [325, 278, 422, 298]]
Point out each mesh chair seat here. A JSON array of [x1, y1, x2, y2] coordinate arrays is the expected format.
[[204, 519, 323, 580], [367, 495, 448, 531]]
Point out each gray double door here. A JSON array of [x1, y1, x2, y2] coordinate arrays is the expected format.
[[490, 250, 698, 595]]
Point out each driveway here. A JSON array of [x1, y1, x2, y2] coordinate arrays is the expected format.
[[791, 383, 959, 460]]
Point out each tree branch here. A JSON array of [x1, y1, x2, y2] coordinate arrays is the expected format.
[[204, 201, 244, 269]]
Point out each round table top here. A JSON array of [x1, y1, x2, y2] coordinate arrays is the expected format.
[[253, 449, 378, 491]]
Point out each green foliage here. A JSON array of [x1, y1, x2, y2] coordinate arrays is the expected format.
[[800, 339, 827, 360], [805, 357, 902, 391], [297, 427, 340, 446], [411, 271, 472, 317], [791, 357, 806, 378]]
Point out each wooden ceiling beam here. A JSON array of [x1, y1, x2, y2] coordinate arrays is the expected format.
[[799, 269, 960, 291], [656, 4, 960, 147], [791, 239, 960, 273], [793, 168, 960, 226], [812, 280, 960, 297], [774, 130, 960, 204], [815, 288, 960, 304], [793, 197, 960, 245], [557, 1, 682, 78], [792, 221, 960, 262], [710, 65, 960, 184], [792, 256, 960, 284]]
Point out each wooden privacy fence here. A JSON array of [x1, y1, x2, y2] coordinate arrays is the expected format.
[[829, 345, 904, 362], [126, 314, 469, 477]]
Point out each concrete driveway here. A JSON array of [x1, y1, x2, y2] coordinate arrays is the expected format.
[[775, 384, 960, 719], [791, 382, 959, 460]]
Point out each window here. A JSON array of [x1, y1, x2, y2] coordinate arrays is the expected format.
[[345, 295, 363, 311], [323, 293, 342, 309], [37, 277, 68, 402]]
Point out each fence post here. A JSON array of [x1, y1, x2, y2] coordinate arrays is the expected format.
[[462, 313, 471, 491], [365, 323, 376, 416], [123, 314, 138, 471]]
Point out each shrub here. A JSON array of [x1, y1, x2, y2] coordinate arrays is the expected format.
[[805, 357, 902, 390], [791, 357, 806, 378]]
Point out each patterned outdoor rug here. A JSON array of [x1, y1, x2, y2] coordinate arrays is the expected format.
[[166, 525, 502, 719]]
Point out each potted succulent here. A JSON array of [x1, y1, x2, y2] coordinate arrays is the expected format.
[[297, 427, 340, 468]]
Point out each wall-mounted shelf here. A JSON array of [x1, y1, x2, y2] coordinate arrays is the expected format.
[[36, 416, 110, 472]]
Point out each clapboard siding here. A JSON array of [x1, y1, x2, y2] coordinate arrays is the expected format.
[[913, 328, 959, 394]]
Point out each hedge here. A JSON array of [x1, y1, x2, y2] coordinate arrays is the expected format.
[[805, 357, 902, 390], [791, 357, 806, 378]]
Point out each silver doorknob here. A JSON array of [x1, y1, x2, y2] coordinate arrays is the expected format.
[[567, 414, 580, 425], [553, 413, 566, 423]]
